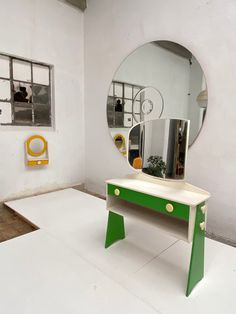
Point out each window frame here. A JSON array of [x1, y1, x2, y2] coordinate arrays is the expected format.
[[0, 53, 53, 128], [108, 80, 144, 128]]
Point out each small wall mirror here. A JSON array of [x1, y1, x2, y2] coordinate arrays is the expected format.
[[29, 138, 45, 154], [25, 135, 49, 166], [113, 133, 126, 155], [26, 135, 47, 157], [128, 118, 189, 180], [107, 40, 207, 156]]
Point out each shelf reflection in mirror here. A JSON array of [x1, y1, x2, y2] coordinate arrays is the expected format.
[[128, 118, 190, 180]]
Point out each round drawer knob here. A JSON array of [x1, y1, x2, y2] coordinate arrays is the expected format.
[[114, 188, 120, 196], [201, 205, 207, 214], [199, 222, 205, 231], [166, 203, 174, 213]]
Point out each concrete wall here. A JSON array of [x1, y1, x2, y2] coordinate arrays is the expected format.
[[84, 0, 236, 243], [0, 0, 85, 201]]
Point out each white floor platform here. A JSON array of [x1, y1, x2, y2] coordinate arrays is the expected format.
[[2, 188, 236, 314]]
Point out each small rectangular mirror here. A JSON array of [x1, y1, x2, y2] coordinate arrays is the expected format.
[[128, 118, 190, 180]]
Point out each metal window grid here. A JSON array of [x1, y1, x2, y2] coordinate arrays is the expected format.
[[0, 53, 53, 127], [108, 80, 144, 128]]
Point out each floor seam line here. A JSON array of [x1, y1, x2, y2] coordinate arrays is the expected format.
[[133, 239, 179, 274], [41, 228, 163, 314]]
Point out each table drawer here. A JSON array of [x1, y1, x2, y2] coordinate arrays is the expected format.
[[107, 184, 189, 221]]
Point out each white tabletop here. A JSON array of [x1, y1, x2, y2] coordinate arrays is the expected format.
[[107, 174, 210, 206]]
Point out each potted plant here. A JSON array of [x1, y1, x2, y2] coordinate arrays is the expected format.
[[143, 155, 166, 178]]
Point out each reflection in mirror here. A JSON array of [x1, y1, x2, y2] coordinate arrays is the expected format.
[[33, 85, 50, 105], [14, 105, 32, 125], [132, 86, 164, 123], [128, 119, 189, 180], [34, 104, 51, 126], [107, 40, 207, 156], [113, 133, 126, 156], [29, 138, 45, 154]]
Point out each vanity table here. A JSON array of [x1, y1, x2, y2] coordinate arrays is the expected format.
[[105, 173, 210, 296], [105, 40, 211, 296]]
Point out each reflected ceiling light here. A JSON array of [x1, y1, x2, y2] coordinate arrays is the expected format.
[[197, 89, 208, 108]]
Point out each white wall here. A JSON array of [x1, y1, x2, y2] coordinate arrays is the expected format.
[[0, 0, 85, 201], [84, 0, 236, 243]]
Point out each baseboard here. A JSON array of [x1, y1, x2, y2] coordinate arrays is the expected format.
[[1, 182, 85, 203], [206, 231, 236, 247]]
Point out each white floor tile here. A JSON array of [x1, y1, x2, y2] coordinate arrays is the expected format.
[[122, 239, 236, 314], [5, 189, 236, 314], [6, 188, 177, 279], [0, 230, 158, 314], [6, 189, 105, 229]]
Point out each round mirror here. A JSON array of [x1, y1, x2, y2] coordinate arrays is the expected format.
[[107, 40, 207, 156], [29, 138, 45, 153], [27, 135, 47, 156]]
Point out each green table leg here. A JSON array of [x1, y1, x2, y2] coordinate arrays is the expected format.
[[105, 211, 125, 248], [186, 203, 206, 296]]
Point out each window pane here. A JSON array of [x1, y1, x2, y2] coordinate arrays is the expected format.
[[125, 85, 132, 99], [0, 55, 10, 78], [107, 96, 115, 127], [34, 104, 51, 126], [114, 83, 122, 98], [33, 64, 49, 85], [13, 82, 32, 103], [108, 83, 113, 97], [124, 99, 132, 112], [0, 79, 11, 101], [0, 102, 12, 124], [134, 87, 141, 100], [124, 113, 132, 127], [14, 104, 32, 125], [13, 59, 31, 82], [134, 101, 141, 113], [32, 85, 49, 105], [114, 112, 123, 127], [135, 115, 140, 123]]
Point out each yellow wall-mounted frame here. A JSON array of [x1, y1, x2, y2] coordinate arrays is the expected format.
[[26, 135, 48, 157], [113, 134, 126, 156], [25, 135, 49, 166]]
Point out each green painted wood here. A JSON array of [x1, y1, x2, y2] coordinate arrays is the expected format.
[[108, 184, 189, 221], [105, 211, 125, 248], [186, 203, 205, 296]]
